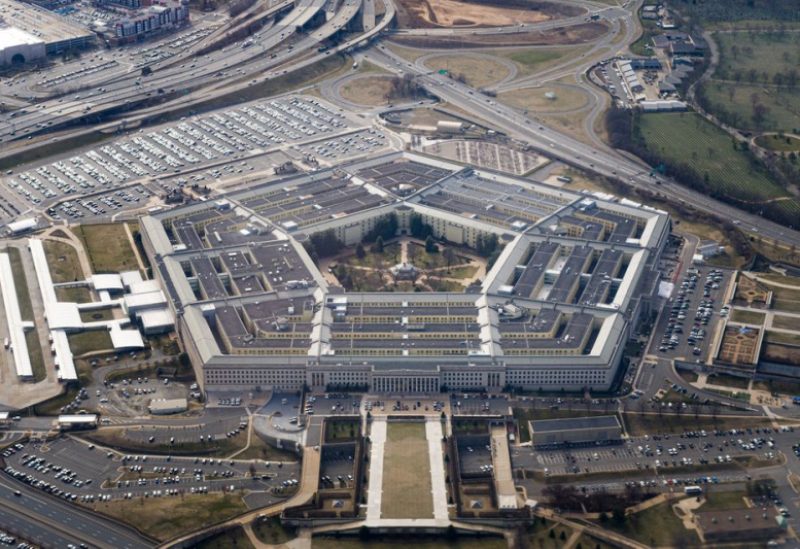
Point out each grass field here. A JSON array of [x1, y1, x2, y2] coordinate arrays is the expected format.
[[765, 331, 800, 346], [699, 31, 800, 131], [772, 314, 800, 331], [636, 112, 800, 220], [422, 54, 511, 88], [340, 76, 396, 106], [729, 308, 766, 325], [700, 81, 800, 133], [80, 308, 116, 323], [86, 493, 248, 542], [498, 84, 589, 113], [755, 134, 800, 152], [43, 240, 84, 283], [55, 286, 94, 303], [83, 427, 295, 461], [67, 330, 113, 356], [770, 286, 800, 312], [73, 223, 139, 274], [491, 46, 585, 78], [623, 413, 775, 436], [700, 489, 748, 511], [4, 247, 34, 320], [381, 422, 433, 519], [707, 373, 751, 390], [25, 329, 46, 382], [600, 498, 699, 547]]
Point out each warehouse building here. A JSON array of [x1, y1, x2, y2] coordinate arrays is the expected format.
[[531, 416, 623, 448], [139, 150, 670, 394]]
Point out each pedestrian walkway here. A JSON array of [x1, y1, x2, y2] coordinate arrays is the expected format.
[[366, 418, 387, 522], [425, 418, 448, 521]]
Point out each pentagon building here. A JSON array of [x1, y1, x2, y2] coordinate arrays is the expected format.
[[140, 150, 670, 394]]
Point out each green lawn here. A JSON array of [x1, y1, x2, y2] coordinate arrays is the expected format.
[[698, 31, 800, 132], [26, 329, 46, 382], [74, 224, 139, 274], [79, 308, 116, 323], [755, 134, 800, 152], [599, 498, 699, 547], [636, 112, 800, 222], [770, 286, 800, 312], [764, 331, 800, 346], [729, 308, 766, 325], [622, 413, 776, 436], [67, 330, 113, 356], [55, 286, 94, 303], [707, 373, 751, 390], [3, 247, 34, 320], [701, 489, 749, 511], [381, 422, 432, 519], [491, 46, 585, 78], [341, 243, 401, 269], [43, 240, 85, 283], [771, 315, 799, 331]]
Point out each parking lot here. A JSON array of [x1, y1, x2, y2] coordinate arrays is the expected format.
[[655, 266, 733, 362], [513, 426, 791, 477], [319, 444, 356, 490], [1, 95, 362, 214], [1, 436, 299, 506], [457, 439, 493, 476]]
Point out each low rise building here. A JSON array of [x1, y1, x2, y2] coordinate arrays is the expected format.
[[531, 415, 623, 448]]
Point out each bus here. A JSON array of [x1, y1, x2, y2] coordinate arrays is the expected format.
[[684, 486, 703, 496]]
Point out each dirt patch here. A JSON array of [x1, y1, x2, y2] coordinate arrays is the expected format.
[[390, 22, 609, 48], [340, 75, 396, 106], [394, 0, 581, 29]]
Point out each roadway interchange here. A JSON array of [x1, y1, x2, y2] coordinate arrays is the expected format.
[[363, 44, 800, 251], [0, 0, 362, 148]]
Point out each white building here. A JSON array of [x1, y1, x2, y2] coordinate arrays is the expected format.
[[0, 27, 45, 66]]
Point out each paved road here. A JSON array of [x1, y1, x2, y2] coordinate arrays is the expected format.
[[365, 37, 800, 252], [0, 473, 153, 549]]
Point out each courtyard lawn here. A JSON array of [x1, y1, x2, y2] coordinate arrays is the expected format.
[[43, 240, 85, 283], [74, 223, 139, 273], [67, 330, 114, 356], [55, 286, 94, 303], [381, 422, 433, 519]]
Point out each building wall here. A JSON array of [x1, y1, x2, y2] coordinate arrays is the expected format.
[[0, 41, 46, 66]]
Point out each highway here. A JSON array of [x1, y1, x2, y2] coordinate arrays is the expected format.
[[364, 45, 800, 250], [0, 0, 336, 146], [0, 473, 153, 549]]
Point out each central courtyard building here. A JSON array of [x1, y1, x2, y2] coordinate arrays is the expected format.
[[140, 149, 670, 394]]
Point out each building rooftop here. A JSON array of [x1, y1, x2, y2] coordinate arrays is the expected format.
[[532, 415, 621, 433]]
